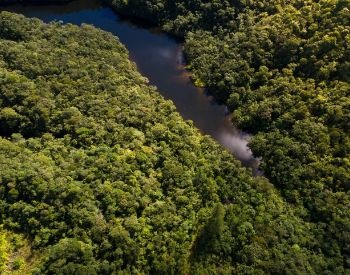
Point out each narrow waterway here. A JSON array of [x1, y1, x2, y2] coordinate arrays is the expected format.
[[2, 0, 261, 174]]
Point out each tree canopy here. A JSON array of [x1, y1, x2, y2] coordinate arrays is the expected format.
[[110, 0, 350, 272], [0, 11, 342, 273]]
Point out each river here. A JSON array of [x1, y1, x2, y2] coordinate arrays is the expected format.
[[2, 0, 261, 175]]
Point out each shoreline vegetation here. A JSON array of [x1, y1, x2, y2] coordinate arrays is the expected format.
[[0, 0, 349, 273], [0, 11, 323, 274], [109, 0, 350, 270]]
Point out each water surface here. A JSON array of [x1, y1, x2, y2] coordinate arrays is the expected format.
[[2, 0, 261, 174]]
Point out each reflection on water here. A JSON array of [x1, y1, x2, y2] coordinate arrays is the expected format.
[[2, 0, 262, 175]]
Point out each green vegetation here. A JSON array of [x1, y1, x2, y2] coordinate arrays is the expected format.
[[0, 11, 346, 273], [0, 226, 38, 274], [111, 0, 350, 271]]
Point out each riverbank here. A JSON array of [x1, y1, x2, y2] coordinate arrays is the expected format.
[[0, 11, 327, 274], [2, 0, 262, 174], [103, 1, 350, 272]]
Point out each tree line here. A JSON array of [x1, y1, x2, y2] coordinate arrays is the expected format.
[[0, 11, 341, 274], [111, 0, 350, 272]]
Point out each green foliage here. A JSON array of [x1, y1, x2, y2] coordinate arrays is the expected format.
[[38, 238, 97, 275], [0, 11, 338, 273], [110, 0, 350, 272], [0, 226, 38, 274], [0, 229, 9, 273]]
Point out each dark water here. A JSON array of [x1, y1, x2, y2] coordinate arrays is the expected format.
[[2, 0, 261, 174]]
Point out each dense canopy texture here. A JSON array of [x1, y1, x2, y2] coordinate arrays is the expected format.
[[111, 0, 350, 271], [0, 11, 340, 274]]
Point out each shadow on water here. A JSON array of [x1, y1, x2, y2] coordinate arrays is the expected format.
[[2, 0, 262, 175]]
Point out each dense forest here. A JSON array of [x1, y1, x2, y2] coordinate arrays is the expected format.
[[0, 0, 349, 273], [0, 11, 343, 274], [110, 0, 350, 272]]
